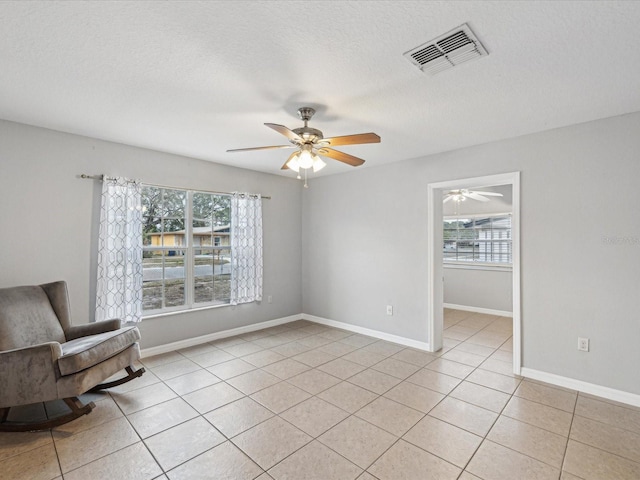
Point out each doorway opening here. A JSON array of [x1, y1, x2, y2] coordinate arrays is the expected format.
[[427, 172, 521, 374]]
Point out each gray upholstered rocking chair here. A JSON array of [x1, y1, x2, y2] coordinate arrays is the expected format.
[[0, 281, 145, 431]]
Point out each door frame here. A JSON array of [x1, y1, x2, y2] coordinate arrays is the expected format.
[[427, 172, 521, 374]]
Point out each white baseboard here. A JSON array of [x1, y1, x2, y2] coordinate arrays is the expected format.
[[140, 314, 302, 358], [302, 314, 432, 352], [444, 303, 513, 318], [139, 311, 640, 409], [141, 312, 432, 360], [521, 367, 640, 408]]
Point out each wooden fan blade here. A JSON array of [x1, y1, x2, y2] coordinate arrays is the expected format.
[[317, 147, 365, 167], [319, 133, 381, 147], [227, 145, 295, 153], [265, 123, 303, 143], [281, 151, 300, 170], [466, 192, 490, 202]]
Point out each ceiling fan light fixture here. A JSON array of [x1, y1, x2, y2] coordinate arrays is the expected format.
[[312, 156, 326, 173], [287, 147, 325, 174], [286, 153, 301, 172], [298, 146, 314, 169]]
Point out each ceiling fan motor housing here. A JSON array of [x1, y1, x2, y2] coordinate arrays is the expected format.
[[292, 126, 323, 144], [297, 107, 316, 122], [293, 107, 323, 144]]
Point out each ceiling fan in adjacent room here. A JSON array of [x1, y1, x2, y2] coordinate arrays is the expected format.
[[227, 107, 381, 186], [443, 189, 503, 203]]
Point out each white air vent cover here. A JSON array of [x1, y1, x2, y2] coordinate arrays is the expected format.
[[404, 23, 488, 75]]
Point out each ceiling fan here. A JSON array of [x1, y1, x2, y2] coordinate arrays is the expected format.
[[443, 189, 503, 203], [227, 107, 381, 181]]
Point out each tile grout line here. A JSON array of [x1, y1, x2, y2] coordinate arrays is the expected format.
[[454, 332, 565, 476], [113, 315, 493, 478], [418, 334, 521, 477], [263, 414, 362, 477], [50, 428, 64, 480], [151, 322, 381, 477], [233, 331, 451, 477], [23, 312, 638, 479], [78, 315, 484, 478]]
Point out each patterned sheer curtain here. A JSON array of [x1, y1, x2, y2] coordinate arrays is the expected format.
[[230, 192, 263, 304], [95, 176, 144, 323]]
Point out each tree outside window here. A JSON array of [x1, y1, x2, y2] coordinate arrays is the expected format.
[[141, 186, 231, 312]]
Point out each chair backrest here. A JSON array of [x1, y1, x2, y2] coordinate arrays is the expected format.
[[0, 283, 67, 351]]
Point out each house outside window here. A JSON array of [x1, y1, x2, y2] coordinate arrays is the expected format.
[[444, 214, 512, 264], [141, 186, 231, 313]]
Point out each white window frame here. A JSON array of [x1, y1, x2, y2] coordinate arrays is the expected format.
[[141, 186, 232, 316], [443, 212, 512, 269]]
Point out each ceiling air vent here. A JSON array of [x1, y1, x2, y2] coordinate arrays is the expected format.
[[404, 23, 488, 76]]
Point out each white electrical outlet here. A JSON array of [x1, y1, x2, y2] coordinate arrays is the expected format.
[[386, 305, 393, 316], [578, 337, 589, 352], [267, 295, 272, 304]]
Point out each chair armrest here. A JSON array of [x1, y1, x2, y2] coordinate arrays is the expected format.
[[65, 319, 122, 341], [0, 342, 62, 408]]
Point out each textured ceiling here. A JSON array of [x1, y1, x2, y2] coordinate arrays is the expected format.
[[1, 1, 640, 177]]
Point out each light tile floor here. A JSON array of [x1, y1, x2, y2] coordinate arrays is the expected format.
[[2, 309, 640, 479]]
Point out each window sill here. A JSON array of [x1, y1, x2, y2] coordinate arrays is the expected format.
[[143, 302, 231, 320], [444, 262, 512, 272]]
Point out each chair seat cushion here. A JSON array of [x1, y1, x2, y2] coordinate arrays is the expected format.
[[58, 326, 141, 376]]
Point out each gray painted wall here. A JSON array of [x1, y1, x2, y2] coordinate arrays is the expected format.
[[2, 112, 640, 396], [443, 267, 512, 312], [0, 120, 303, 348], [303, 112, 640, 395]]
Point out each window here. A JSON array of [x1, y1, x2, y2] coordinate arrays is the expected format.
[[444, 214, 512, 264], [141, 186, 231, 313]]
